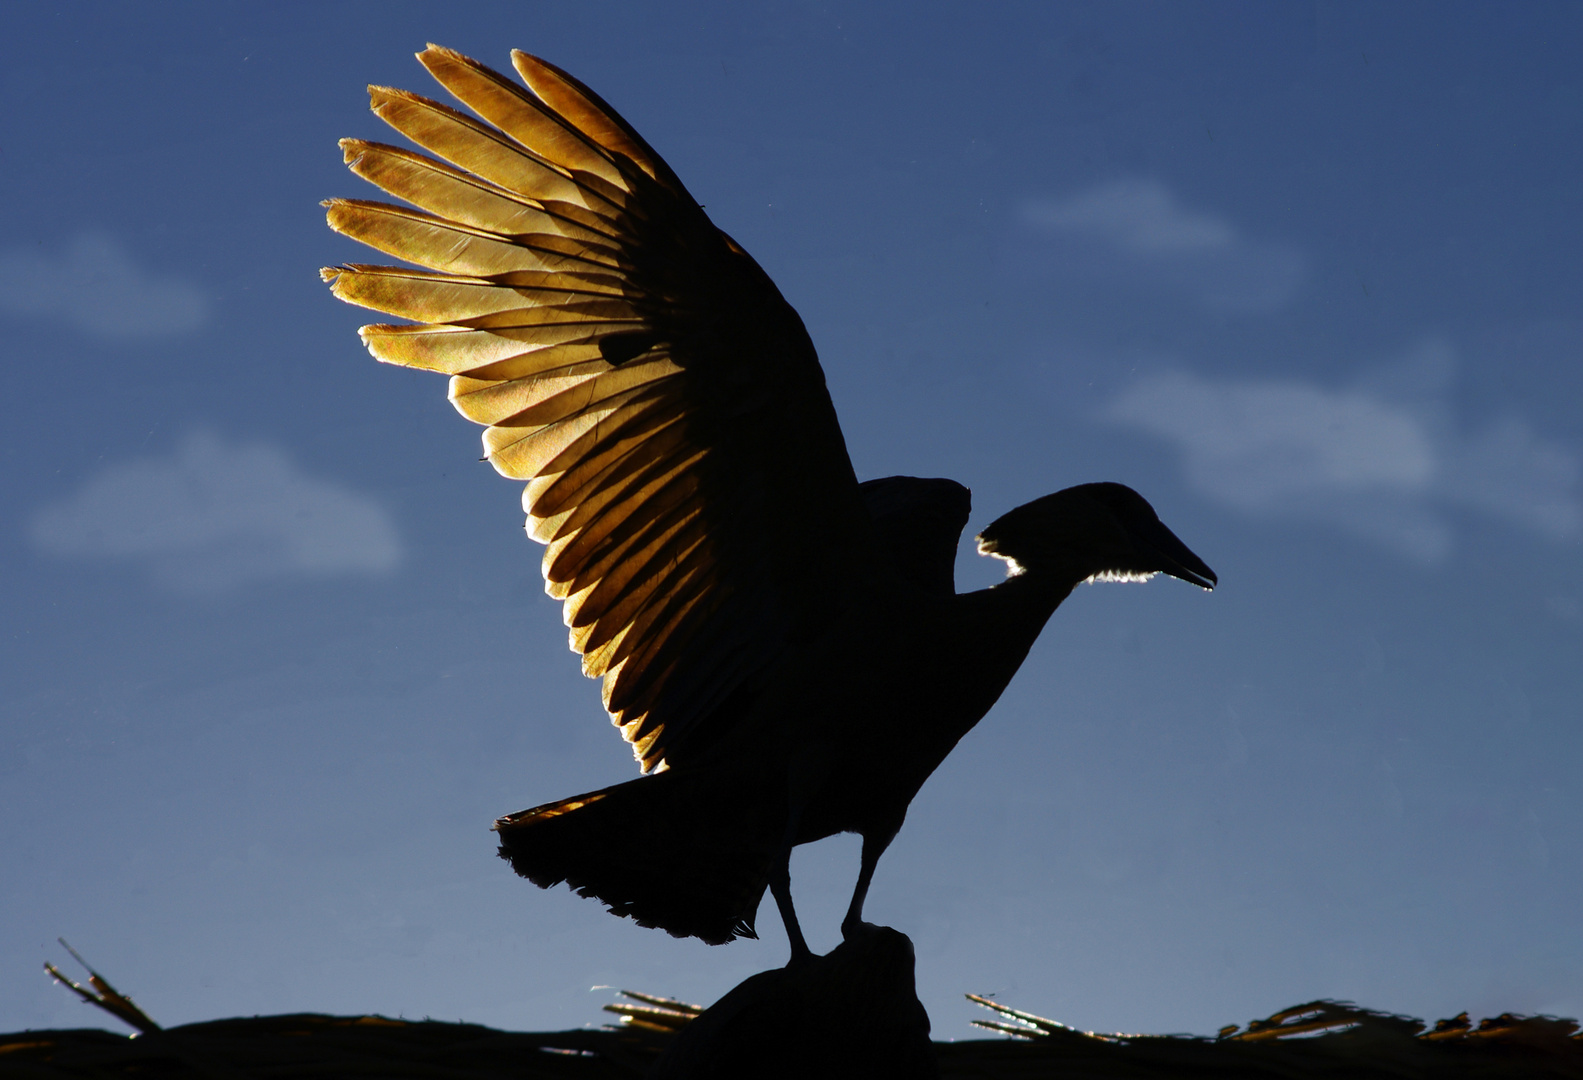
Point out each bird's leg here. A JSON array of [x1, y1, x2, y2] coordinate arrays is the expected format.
[[840, 829, 895, 941], [770, 840, 812, 965], [772, 758, 826, 967]]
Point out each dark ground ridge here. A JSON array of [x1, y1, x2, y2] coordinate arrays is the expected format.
[[4, 992, 1580, 1079]]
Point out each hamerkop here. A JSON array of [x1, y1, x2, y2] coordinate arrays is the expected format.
[[322, 46, 1216, 960]]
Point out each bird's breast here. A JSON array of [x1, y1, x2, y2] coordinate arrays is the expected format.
[[738, 590, 1045, 841]]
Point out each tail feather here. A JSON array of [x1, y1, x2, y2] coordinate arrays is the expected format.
[[495, 768, 783, 945]]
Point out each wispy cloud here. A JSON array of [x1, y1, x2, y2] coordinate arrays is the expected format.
[[0, 233, 208, 338], [1023, 179, 1304, 312], [1105, 343, 1581, 562], [30, 432, 403, 592]]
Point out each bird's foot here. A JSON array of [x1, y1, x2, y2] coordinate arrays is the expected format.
[[840, 918, 882, 942], [784, 943, 818, 970]]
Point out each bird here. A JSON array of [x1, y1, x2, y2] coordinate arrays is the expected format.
[[321, 45, 1216, 960]]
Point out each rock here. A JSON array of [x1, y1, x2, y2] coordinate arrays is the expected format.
[[649, 926, 936, 1079]]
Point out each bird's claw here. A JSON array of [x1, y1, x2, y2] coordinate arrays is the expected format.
[[784, 945, 818, 969], [840, 918, 882, 941]]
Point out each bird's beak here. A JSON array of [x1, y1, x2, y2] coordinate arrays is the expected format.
[[1137, 519, 1217, 591]]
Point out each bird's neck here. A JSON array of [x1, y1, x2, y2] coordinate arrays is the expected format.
[[972, 566, 1077, 667], [919, 569, 1076, 750]]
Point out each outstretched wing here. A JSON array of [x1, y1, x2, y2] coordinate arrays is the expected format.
[[322, 46, 874, 771]]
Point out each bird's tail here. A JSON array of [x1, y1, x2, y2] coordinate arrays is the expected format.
[[494, 768, 783, 945]]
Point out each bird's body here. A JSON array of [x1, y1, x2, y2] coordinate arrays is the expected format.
[[324, 46, 1216, 957], [492, 551, 1068, 945]]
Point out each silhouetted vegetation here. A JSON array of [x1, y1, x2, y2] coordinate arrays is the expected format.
[[16, 947, 1580, 1080], [8, 995, 1579, 1079]]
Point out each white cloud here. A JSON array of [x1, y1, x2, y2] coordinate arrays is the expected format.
[[1025, 179, 1235, 253], [0, 233, 208, 338], [30, 432, 403, 592], [1105, 346, 1581, 562], [1023, 179, 1305, 312], [1443, 417, 1581, 541]]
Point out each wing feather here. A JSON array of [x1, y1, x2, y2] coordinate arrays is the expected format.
[[324, 199, 619, 276], [367, 86, 626, 212], [526, 417, 690, 520], [529, 439, 703, 545], [576, 529, 712, 651], [325, 46, 873, 771], [341, 139, 625, 248], [418, 46, 633, 190], [603, 586, 716, 713], [580, 559, 708, 678], [448, 356, 681, 428], [509, 51, 687, 192], [553, 489, 702, 601], [329, 266, 620, 324], [484, 384, 677, 481]]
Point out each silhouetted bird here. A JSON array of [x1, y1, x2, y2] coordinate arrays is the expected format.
[[323, 46, 1216, 959]]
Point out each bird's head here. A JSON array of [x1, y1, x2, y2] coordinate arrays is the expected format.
[[975, 482, 1216, 590]]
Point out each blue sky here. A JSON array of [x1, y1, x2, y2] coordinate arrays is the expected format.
[[3, 2, 1580, 1039]]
